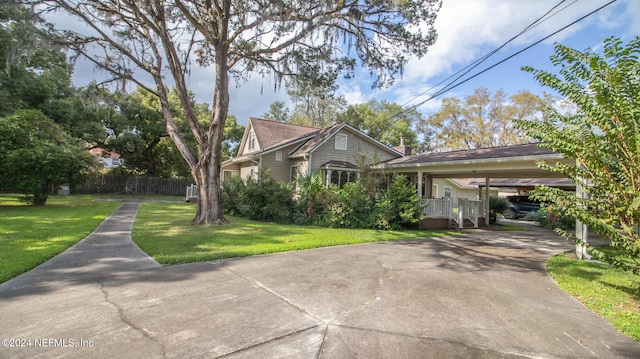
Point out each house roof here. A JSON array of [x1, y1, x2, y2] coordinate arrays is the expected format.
[[321, 160, 358, 170], [383, 143, 556, 166], [289, 123, 345, 157], [290, 122, 404, 158], [468, 178, 576, 188], [250, 118, 320, 150]]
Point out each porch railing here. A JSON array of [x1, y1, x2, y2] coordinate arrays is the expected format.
[[186, 184, 197, 200], [423, 198, 483, 228]]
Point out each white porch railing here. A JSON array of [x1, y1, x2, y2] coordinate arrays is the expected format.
[[186, 184, 197, 200], [423, 198, 483, 228]]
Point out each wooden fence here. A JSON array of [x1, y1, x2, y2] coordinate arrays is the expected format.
[[73, 175, 193, 197]]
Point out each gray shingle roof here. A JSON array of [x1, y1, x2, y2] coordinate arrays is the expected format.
[[289, 123, 345, 157], [249, 118, 320, 150], [383, 143, 556, 166]]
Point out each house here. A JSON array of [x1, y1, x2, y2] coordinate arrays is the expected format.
[[219, 121, 572, 229], [88, 148, 124, 169], [221, 118, 405, 186], [430, 178, 498, 201]]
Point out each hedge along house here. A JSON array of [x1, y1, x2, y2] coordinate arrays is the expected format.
[[221, 118, 405, 187]]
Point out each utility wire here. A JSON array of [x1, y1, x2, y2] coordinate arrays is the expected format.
[[400, 0, 572, 110], [393, 0, 618, 121]]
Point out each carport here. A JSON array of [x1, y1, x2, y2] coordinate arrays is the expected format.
[[379, 142, 595, 257], [381, 144, 568, 224]]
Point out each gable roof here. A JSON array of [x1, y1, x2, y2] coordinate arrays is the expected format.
[[290, 122, 404, 158], [249, 117, 320, 150], [289, 123, 345, 157]]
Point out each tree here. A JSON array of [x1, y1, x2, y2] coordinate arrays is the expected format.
[[286, 63, 348, 128], [263, 101, 290, 123], [339, 99, 421, 149], [222, 115, 244, 159], [419, 88, 551, 151], [0, 110, 97, 205], [0, 1, 82, 127], [516, 36, 640, 275], [34, 0, 440, 224]]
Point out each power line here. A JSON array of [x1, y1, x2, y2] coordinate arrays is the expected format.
[[393, 0, 618, 121], [400, 0, 572, 110]]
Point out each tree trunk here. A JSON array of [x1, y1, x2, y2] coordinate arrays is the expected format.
[[191, 25, 230, 225], [192, 164, 226, 224]]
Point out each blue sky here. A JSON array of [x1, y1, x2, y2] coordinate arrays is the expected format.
[[69, 0, 640, 125], [222, 0, 640, 124]]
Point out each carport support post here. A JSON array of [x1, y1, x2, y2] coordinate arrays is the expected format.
[[484, 177, 491, 226], [575, 180, 591, 260]]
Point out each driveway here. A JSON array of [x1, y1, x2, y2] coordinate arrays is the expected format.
[[1, 202, 639, 358]]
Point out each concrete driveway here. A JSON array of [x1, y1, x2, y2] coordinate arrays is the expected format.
[[1, 202, 639, 358]]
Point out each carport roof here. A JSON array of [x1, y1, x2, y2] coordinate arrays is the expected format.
[[379, 143, 571, 178], [383, 143, 556, 166]]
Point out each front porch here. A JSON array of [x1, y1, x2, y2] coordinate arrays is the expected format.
[[421, 198, 486, 229]]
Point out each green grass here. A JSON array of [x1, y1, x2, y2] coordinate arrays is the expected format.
[[0, 194, 121, 284], [132, 201, 451, 265], [547, 249, 640, 341]]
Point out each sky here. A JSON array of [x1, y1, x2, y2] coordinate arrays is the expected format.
[[70, 0, 640, 125]]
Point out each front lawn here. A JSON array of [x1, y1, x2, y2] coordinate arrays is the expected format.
[[0, 195, 121, 283], [132, 201, 450, 265], [547, 249, 640, 341]]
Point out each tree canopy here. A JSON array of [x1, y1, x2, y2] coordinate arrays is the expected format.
[[339, 99, 421, 149], [516, 36, 640, 275], [32, 0, 441, 224], [419, 88, 552, 152], [0, 110, 97, 205]]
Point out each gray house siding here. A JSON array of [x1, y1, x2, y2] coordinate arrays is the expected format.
[[310, 128, 398, 170], [260, 143, 303, 183]]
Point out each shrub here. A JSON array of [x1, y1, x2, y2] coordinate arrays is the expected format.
[[221, 175, 246, 216], [526, 206, 575, 230], [489, 196, 509, 224], [372, 174, 423, 230], [222, 168, 295, 223], [325, 181, 372, 228], [295, 171, 335, 225]]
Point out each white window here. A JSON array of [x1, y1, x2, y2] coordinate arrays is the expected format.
[[444, 187, 452, 198], [335, 134, 347, 150], [275, 151, 283, 161], [248, 130, 256, 150]]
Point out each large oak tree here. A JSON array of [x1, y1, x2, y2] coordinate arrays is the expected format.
[[30, 0, 440, 224]]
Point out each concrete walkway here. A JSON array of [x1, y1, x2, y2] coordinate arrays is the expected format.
[[1, 201, 639, 358]]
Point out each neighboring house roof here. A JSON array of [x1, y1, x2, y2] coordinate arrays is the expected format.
[[447, 178, 478, 189], [383, 143, 556, 166]]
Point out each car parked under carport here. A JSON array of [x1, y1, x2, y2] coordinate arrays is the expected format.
[[503, 195, 541, 219]]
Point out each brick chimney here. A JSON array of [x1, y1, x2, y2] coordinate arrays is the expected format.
[[393, 138, 413, 156]]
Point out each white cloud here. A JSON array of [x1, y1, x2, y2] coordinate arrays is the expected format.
[[356, 0, 637, 114], [403, 0, 625, 83], [68, 0, 637, 124]]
